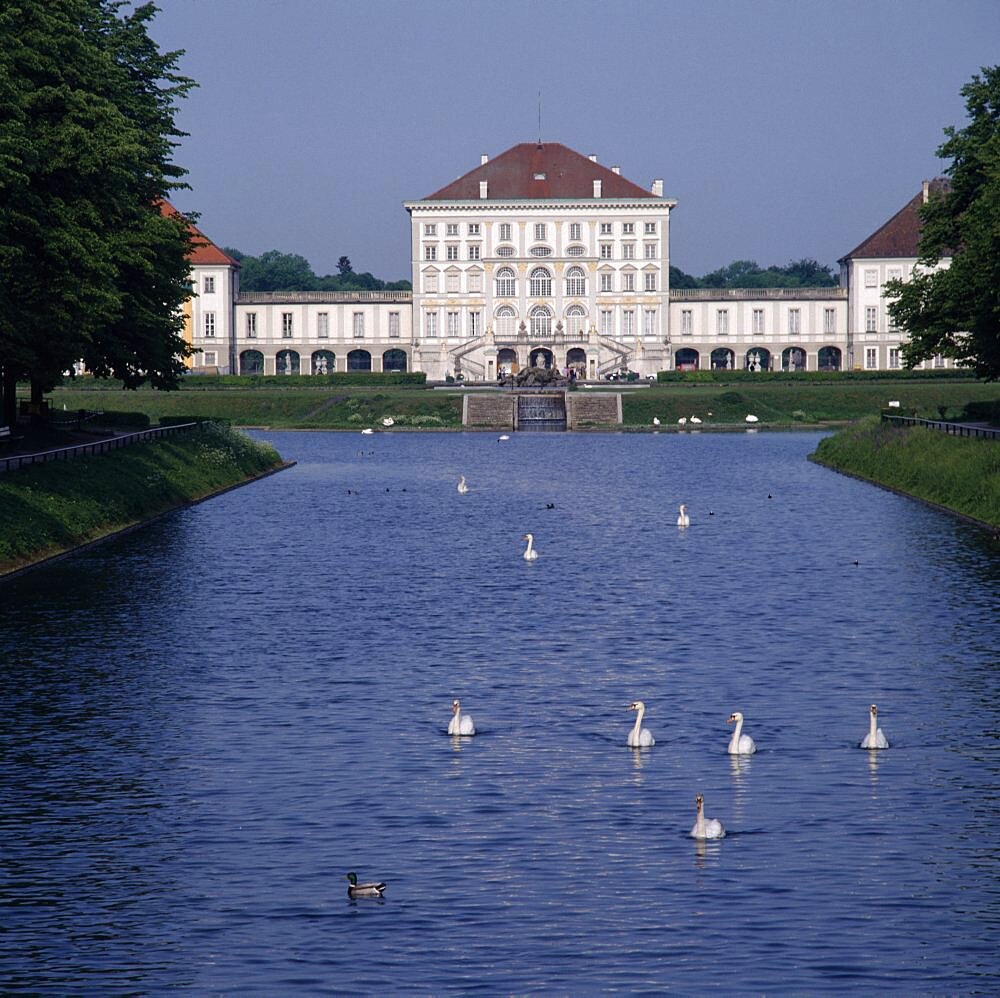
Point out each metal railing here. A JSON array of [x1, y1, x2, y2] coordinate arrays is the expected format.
[[0, 421, 202, 474], [881, 413, 1000, 440]]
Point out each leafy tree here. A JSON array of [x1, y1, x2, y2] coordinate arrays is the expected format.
[[886, 66, 1000, 380], [0, 0, 194, 422], [669, 265, 700, 289], [337, 255, 353, 275], [239, 250, 317, 291]]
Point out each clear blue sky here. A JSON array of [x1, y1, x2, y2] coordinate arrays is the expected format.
[[148, 0, 999, 282]]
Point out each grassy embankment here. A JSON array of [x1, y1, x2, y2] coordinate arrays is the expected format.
[[811, 417, 1000, 529], [0, 422, 285, 577], [38, 377, 1000, 430]]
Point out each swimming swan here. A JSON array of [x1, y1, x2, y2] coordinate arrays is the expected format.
[[860, 703, 889, 749], [727, 711, 756, 755], [690, 794, 725, 840], [448, 698, 475, 736], [677, 504, 690, 528], [626, 701, 655, 747], [457, 476, 469, 494], [522, 533, 539, 561]]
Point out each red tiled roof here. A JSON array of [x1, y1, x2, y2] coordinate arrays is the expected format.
[[839, 178, 949, 262], [423, 142, 659, 200], [158, 199, 240, 266]]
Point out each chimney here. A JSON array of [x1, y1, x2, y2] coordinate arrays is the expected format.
[[481, 153, 488, 165], [651, 178, 664, 197], [611, 165, 621, 175], [593, 179, 602, 198], [922, 179, 930, 203], [479, 180, 488, 199], [588, 154, 598, 163]]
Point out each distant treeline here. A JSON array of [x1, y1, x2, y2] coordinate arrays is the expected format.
[[227, 248, 837, 293]]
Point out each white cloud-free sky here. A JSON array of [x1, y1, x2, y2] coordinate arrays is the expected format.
[[148, 0, 999, 281]]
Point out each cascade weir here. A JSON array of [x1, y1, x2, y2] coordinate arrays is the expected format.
[[463, 391, 621, 431]]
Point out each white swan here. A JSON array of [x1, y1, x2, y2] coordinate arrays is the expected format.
[[626, 701, 655, 747], [860, 703, 889, 749], [382, 417, 394, 427], [361, 427, 375, 435], [689, 416, 702, 424], [690, 794, 725, 840], [745, 414, 759, 423], [676, 504, 690, 528], [498, 434, 510, 441], [522, 533, 539, 560], [457, 476, 469, 494], [727, 711, 756, 755], [677, 417, 687, 426], [448, 698, 475, 736], [652, 417, 660, 426]]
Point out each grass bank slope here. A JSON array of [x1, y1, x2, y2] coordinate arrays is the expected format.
[[0, 423, 285, 577], [810, 417, 1000, 529]]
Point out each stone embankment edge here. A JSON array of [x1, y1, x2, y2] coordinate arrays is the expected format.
[[808, 454, 999, 538], [0, 460, 297, 583]]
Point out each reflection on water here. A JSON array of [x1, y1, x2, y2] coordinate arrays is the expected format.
[[0, 430, 998, 993]]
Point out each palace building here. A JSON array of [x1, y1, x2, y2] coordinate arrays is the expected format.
[[176, 142, 952, 379]]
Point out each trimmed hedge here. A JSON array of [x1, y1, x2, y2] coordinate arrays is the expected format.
[[159, 415, 233, 427], [90, 410, 151, 429], [962, 399, 1000, 425], [54, 371, 427, 390], [656, 368, 977, 384]]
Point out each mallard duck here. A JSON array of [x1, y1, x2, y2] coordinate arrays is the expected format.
[[346, 871, 386, 898]]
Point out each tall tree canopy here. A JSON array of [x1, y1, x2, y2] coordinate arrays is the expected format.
[[886, 66, 1000, 380], [228, 247, 411, 293], [0, 0, 194, 422]]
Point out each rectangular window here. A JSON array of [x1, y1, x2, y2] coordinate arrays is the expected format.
[[622, 243, 635, 260], [245, 312, 257, 338], [622, 222, 635, 235], [644, 272, 656, 292], [681, 309, 693, 336], [281, 312, 293, 338], [424, 271, 438, 293], [865, 306, 878, 332], [203, 276, 215, 293], [600, 272, 613, 293], [469, 310, 481, 337], [600, 222, 612, 235], [865, 347, 877, 369], [644, 243, 657, 259], [600, 243, 612, 259], [824, 308, 836, 334], [643, 308, 656, 337], [888, 347, 900, 369], [446, 223, 458, 236], [425, 245, 437, 261], [622, 309, 635, 337], [446, 245, 459, 261], [933, 353, 945, 368], [864, 268, 878, 288], [887, 311, 898, 332], [534, 223, 546, 240], [623, 272, 635, 293], [498, 222, 512, 241], [467, 223, 480, 236], [569, 222, 582, 241], [887, 266, 902, 282], [716, 309, 729, 336], [446, 271, 460, 293], [468, 270, 482, 293], [202, 351, 217, 366], [317, 312, 329, 338], [788, 308, 800, 335], [447, 310, 459, 337], [600, 309, 613, 336], [424, 224, 437, 236], [468, 245, 480, 260], [644, 221, 656, 235], [353, 312, 364, 338], [425, 311, 438, 337], [203, 311, 216, 338], [389, 312, 400, 338], [752, 309, 765, 335]]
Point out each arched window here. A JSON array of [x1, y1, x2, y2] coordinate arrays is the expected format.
[[565, 267, 586, 297], [565, 305, 587, 337], [382, 349, 407, 373], [529, 267, 552, 297], [496, 306, 517, 339], [311, 349, 336, 375], [276, 349, 300, 375], [495, 267, 516, 297], [239, 350, 263, 376], [347, 349, 372, 372], [530, 305, 552, 338]]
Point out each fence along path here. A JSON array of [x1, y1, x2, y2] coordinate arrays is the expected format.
[[881, 413, 1000, 441], [0, 421, 201, 474]]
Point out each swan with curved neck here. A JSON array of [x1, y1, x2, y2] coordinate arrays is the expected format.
[[522, 533, 539, 561], [677, 504, 689, 528], [457, 476, 469, 494], [860, 703, 888, 749], [448, 698, 475, 736], [690, 794, 725, 840], [727, 711, 756, 755], [626, 701, 655, 747]]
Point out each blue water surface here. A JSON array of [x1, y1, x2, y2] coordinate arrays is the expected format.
[[1, 430, 998, 994]]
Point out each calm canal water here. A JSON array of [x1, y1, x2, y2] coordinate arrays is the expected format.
[[1, 430, 998, 994]]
